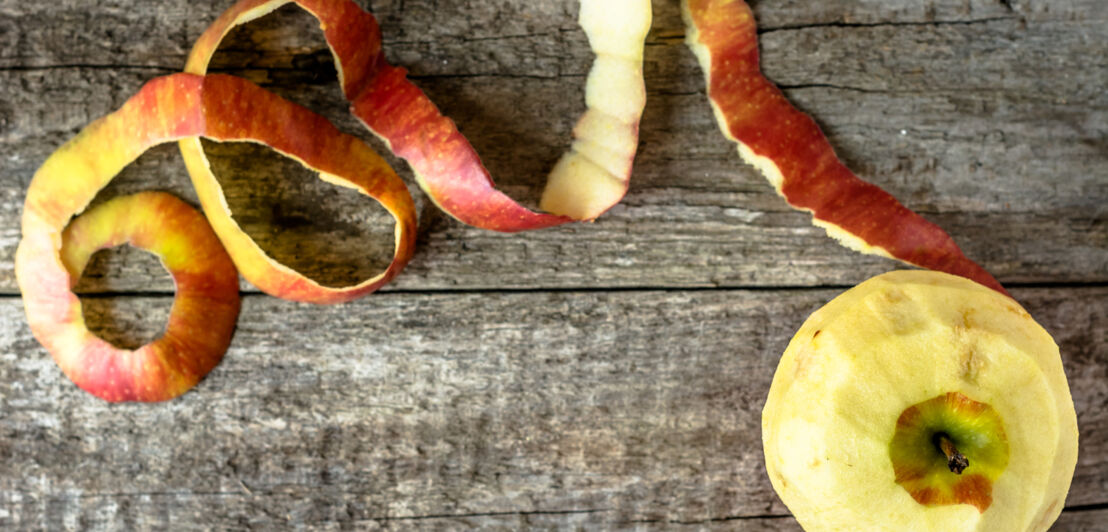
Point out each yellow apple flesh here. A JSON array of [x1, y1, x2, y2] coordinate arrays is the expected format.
[[762, 270, 1078, 531]]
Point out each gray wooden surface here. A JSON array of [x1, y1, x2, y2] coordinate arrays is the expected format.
[[0, 0, 1105, 529]]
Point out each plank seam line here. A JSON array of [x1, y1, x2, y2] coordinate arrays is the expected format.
[[0, 64, 586, 81], [624, 503, 1105, 525], [353, 508, 609, 522], [757, 16, 1020, 34], [646, 16, 1024, 45], [0, 64, 179, 73], [0, 281, 1104, 299], [383, 30, 566, 46], [407, 72, 586, 81], [1065, 502, 1108, 513], [627, 513, 789, 525]]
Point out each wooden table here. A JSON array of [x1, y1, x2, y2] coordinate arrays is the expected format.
[[1, 0, 1104, 529]]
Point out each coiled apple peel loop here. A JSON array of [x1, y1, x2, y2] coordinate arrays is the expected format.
[[681, 0, 1006, 295], [16, 0, 652, 401], [16, 74, 417, 401], [20, 191, 240, 403], [184, 0, 653, 231]]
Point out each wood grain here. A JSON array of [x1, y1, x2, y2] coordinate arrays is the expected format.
[[1, 287, 1105, 529], [0, 0, 1104, 529], [0, 0, 1103, 293]]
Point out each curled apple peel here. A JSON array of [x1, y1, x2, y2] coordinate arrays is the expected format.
[[177, 75, 417, 304], [16, 73, 417, 400], [185, 0, 653, 232], [18, 191, 240, 403], [682, 0, 1006, 295], [18, 0, 650, 401]]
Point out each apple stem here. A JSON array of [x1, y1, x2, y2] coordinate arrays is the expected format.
[[934, 433, 969, 474]]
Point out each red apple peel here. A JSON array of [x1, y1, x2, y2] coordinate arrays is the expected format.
[[19, 191, 240, 402], [185, 0, 653, 232], [682, 0, 1006, 295], [16, 73, 417, 400], [179, 75, 418, 304]]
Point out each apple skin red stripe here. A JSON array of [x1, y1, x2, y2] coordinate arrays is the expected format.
[[16, 73, 417, 400], [353, 65, 571, 232], [684, 0, 1006, 295], [186, 0, 649, 233], [192, 0, 568, 232]]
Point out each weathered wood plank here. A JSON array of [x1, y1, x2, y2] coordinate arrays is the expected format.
[[2, 0, 1101, 71], [1, 1, 1104, 531], [0, 287, 1104, 528], [744, 0, 1104, 27], [0, 1, 1104, 293]]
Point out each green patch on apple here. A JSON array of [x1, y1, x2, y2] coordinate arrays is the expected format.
[[682, 1, 1078, 527], [762, 271, 1078, 531], [890, 392, 1010, 512], [14, 2, 1082, 530]]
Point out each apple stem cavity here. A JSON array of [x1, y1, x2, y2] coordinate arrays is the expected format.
[[934, 432, 969, 474]]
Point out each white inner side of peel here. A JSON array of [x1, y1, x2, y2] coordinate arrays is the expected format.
[[538, 0, 652, 220], [681, 0, 896, 261]]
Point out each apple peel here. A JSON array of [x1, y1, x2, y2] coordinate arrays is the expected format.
[[184, 0, 653, 232], [682, 0, 1006, 295], [16, 73, 417, 399], [177, 75, 417, 304], [18, 191, 240, 403]]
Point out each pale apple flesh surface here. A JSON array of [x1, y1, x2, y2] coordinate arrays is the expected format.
[[539, 0, 651, 220], [762, 270, 1078, 531], [187, 0, 652, 232], [681, 0, 1006, 295]]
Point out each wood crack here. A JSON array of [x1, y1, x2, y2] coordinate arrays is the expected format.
[[626, 514, 789, 525], [0, 63, 179, 72], [777, 82, 876, 94], [758, 16, 1019, 34], [407, 72, 585, 81], [354, 508, 609, 522], [384, 30, 565, 46], [2, 281, 1105, 299], [648, 16, 1024, 45], [0, 63, 584, 80], [1064, 502, 1108, 513]]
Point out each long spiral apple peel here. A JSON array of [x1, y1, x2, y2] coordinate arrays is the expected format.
[[18, 0, 1013, 407], [16, 0, 653, 400]]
